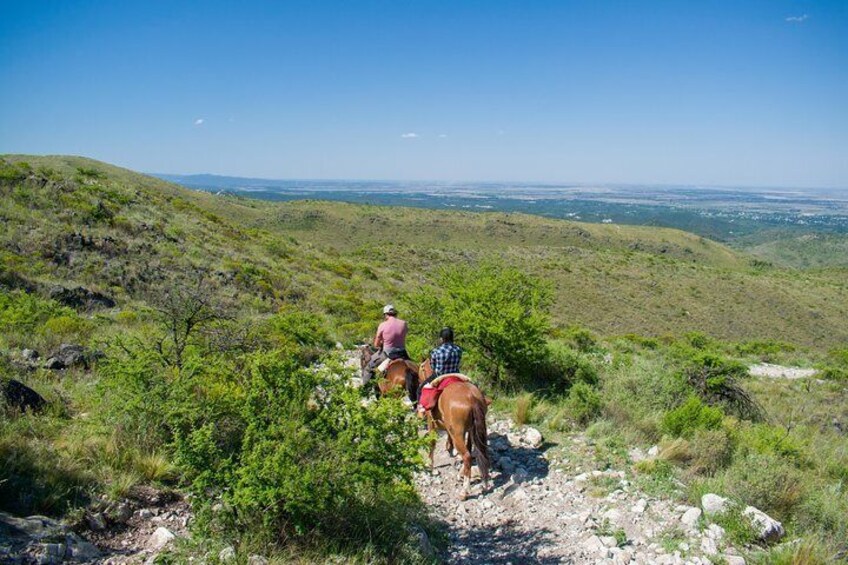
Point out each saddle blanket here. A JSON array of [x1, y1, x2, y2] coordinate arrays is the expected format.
[[419, 373, 472, 410]]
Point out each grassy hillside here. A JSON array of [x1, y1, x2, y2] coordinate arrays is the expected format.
[[2, 155, 847, 563], [3, 154, 847, 350], [735, 229, 848, 269]]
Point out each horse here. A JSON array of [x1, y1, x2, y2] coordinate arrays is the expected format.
[[358, 345, 419, 402], [419, 358, 490, 499]]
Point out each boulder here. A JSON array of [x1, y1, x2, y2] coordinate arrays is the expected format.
[[680, 506, 702, 527], [524, 427, 543, 448], [247, 556, 268, 565], [743, 506, 784, 542], [1, 379, 46, 412], [48, 286, 116, 311], [724, 556, 746, 565], [219, 546, 236, 562], [44, 344, 92, 370], [146, 527, 176, 551], [701, 493, 729, 516], [21, 349, 40, 362]]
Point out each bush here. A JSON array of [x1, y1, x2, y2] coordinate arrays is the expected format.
[[660, 396, 724, 438], [534, 342, 598, 395], [407, 261, 551, 388], [566, 382, 602, 425], [723, 452, 804, 520], [737, 423, 807, 466], [688, 428, 733, 475], [681, 353, 763, 421]]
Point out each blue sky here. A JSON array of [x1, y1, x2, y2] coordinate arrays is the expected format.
[[1, 0, 846, 187]]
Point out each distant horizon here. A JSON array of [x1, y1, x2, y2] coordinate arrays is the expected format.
[[153, 170, 848, 195]]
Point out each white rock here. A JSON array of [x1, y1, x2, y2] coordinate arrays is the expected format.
[[219, 546, 236, 562], [603, 508, 624, 525], [524, 427, 543, 448], [700, 536, 718, 555], [146, 527, 176, 551], [247, 556, 268, 565], [706, 523, 725, 540], [583, 535, 607, 555], [701, 493, 729, 516], [648, 445, 660, 457], [743, 505, 784, 542], [631, 498, 648, 513], [724, 556, 746, 565], [601, 535, 618, 548], [680, 507, 702, 527]]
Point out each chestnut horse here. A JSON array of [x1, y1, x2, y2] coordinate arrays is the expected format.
[[358, 346, 419, 402], [419, 359, 490, 499]]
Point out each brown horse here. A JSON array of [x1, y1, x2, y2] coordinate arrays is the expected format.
[[358, 346, 419, 402], [419, 359, 490, 499]]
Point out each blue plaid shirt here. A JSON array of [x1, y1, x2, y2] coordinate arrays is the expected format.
[[430, 343, 462, 377]]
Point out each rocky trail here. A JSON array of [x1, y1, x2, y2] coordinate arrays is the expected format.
[[415, 419, 758, 565]]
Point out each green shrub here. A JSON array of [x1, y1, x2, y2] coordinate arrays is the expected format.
[[681, 353, 763, 421], [407, 261, 551, 388], [723, 452, 804, 519], [660, 396, 724, 438], [819, 366, 848, 381], [566, 382, 602, 425], [737, 423, 807, 466], [688, 428, 733, 475], [735, 339, 795, 361], [535, 342, 598, 394]]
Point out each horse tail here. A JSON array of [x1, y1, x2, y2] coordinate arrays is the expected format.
[[470, 399, 490, 483], [404, 367, 418, 403]]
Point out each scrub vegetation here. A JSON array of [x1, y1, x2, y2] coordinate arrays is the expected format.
[[1, 155, 847, 562]]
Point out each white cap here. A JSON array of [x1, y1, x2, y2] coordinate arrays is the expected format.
[[383, 304, 396, 314]]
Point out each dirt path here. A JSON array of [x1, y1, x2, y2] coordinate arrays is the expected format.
[[416, 419, 747, 565]]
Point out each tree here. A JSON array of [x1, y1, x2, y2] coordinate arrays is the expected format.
[[407, 261, 552, 387]]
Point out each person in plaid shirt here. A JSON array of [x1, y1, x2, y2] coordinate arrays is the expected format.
[[417, 327, 462, 405]]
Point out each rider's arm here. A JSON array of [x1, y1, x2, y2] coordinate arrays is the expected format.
[[373, 324, 384, 349]]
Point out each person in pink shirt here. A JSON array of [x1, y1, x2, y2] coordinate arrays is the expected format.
[[363, 304, 409, 383]]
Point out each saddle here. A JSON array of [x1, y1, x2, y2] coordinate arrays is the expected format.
[[419, 373, 473, 411], [377, 358, 415, 373]]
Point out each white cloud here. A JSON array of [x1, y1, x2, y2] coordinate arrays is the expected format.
[[438, 133, 448, 138], [785, 14, 809, 22], [194, 118, 205, 126], [401, 132, 419, 138]]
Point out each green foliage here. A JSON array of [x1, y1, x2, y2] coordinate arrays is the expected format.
[[660, 396, 724, 438], [688, 428, 733, 476], [534, 341, 598, 395], [680, 352, 763, 421], [0, 290, 85, 349], [723, 452, 804, 519], [710, 503, 759, 546], [407, 261, 552, 387], [264, 307, 331, 349], [736, 423, 807, 466], [566, 382, 602, 425], [735, 339, 796, 361]]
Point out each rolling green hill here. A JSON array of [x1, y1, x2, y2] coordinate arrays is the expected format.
[[3, 154, 847, 350]]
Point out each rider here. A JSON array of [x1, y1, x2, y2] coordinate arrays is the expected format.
[[416, 326, 462, 406], [363, 304, 409, 384]]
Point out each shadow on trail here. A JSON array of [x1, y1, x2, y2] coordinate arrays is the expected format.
[[487, 431, 550, 481], [441, 518, 561, 564]]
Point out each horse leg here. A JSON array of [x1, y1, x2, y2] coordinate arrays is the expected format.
[[447, 426, 472, 500], [427, 415, 437, 471], [445, 434, 455, 457]]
